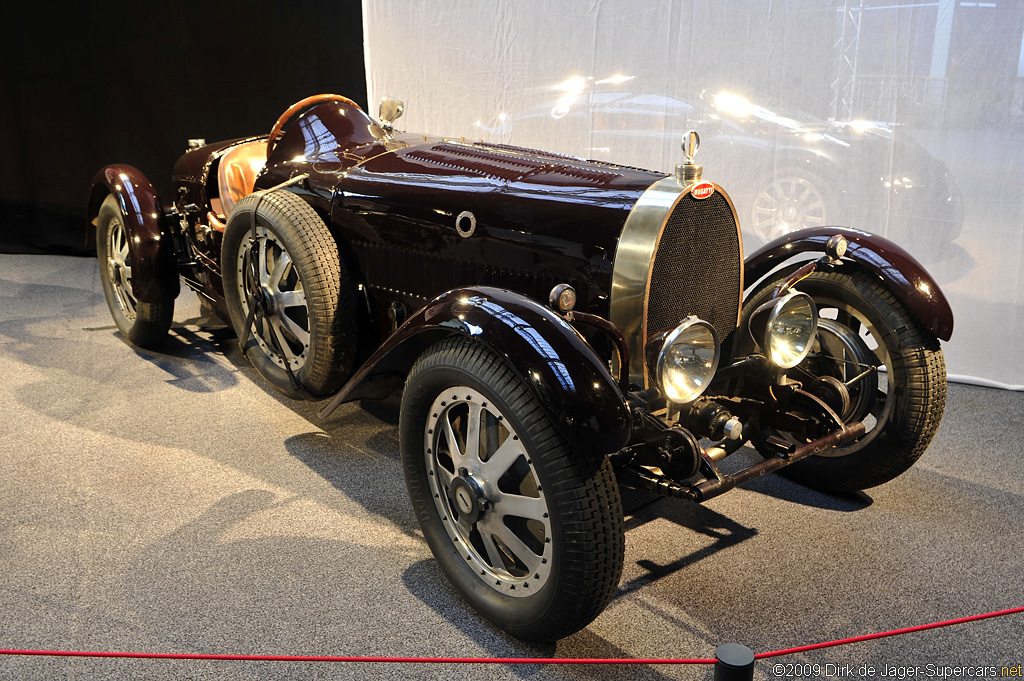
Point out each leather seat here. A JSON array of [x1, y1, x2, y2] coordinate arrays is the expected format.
[[215, 140, 268, 219]]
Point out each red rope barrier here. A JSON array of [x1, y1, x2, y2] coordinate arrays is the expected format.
[[756, 605, 1024, 659], [0, 650, 715, 665], [1, 605, 1020, 666]]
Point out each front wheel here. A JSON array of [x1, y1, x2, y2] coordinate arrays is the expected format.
[[222, 190, 357, 398], [743, 266, 947, 492], [400, 338, 624, 642]]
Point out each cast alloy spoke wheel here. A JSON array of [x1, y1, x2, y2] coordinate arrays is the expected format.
[[106, 214, 137, 320], [425, 386, 553, 594], [236, 225, 311, 372], [401, 338, 624, 642], [742, 267, 946, 492], [750, 171, 830, 243], [222, 190, 357, 398], [95, 195, 173, 348]]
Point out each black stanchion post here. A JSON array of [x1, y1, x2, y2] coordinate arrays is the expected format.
[[714, 643, 754, 681]]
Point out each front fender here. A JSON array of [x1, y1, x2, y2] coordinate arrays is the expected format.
[[318, 286, 632, 456], [87, 164, 179, 303], [745, 227, 953, 341]]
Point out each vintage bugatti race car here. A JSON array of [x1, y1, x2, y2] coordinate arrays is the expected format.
[[88, 94, 952, 642]]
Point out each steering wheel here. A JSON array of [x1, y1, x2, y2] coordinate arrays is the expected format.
[[266, 94, 363, 160]]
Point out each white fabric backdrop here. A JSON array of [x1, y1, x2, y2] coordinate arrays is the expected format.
[[363, 0, 1024, 389]]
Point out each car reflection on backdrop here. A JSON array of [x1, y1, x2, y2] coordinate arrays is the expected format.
[[475, 80, 963, 250]]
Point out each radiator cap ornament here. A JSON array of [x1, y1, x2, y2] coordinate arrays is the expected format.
[[675, 129, 704, 186], [682, 129, 700, 163]]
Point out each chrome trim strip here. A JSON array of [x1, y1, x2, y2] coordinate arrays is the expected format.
[[610, 177, 744, 388], [717, 185, 745, 328], [610, 175, 684, 387]]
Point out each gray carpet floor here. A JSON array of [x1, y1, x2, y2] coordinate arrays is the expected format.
[[0, 254, 1021, 680]]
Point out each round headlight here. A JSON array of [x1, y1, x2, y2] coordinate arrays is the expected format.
[[656, 317, 720, 404], [765, 291, 818, 369]]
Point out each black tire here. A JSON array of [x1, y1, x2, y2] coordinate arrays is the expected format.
[[743, 266, 946, 492], [400, 337, 624, 642], [96, 194, 174, 348], [222, 190, 356, 398]]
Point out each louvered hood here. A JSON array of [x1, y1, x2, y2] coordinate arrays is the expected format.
[[332, 138, 665, 311], [339, 138, 665, 255], [332, 136, 742, 364]]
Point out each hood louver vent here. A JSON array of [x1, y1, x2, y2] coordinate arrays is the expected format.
[[406, 143, 624, 186]]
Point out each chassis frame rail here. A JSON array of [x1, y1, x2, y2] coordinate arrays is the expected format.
[[615, 421, 867, 502]]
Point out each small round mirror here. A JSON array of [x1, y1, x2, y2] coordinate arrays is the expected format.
[[379, 97, 405, 130]]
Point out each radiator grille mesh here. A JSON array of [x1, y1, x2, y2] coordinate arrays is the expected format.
[[646, 192, 741, 348]]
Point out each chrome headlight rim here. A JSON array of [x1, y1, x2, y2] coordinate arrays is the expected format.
[[655, 316, 721, 404], [764, 291, 819, 369]]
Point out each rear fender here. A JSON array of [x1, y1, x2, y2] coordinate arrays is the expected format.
[[318, 286, 632, 456], [88, 164, 180, 303], [744, 227, 953, 341]]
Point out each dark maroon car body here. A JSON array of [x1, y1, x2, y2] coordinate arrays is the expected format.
[[87, 96, 953, 641], [87, 98, 950, 418]]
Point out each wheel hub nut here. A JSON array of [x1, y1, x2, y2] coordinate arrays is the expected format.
[[448, 473, 487, 524], [260, 286, 276, 314]]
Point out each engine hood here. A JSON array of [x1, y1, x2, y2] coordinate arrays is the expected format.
[[338, 138, 665, 254], [264, 100, 665, 253], [265, 101, 742, 341]]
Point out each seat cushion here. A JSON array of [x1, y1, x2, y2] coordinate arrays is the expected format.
[[218, 141, 268, 216]]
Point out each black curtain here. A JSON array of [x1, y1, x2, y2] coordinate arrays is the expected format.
[[0, 0, 367, 255]]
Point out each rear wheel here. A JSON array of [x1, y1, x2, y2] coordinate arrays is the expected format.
[[400, 338, 624, 642], [96, 195, 173, 348], [743, 267, 946, 492]]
